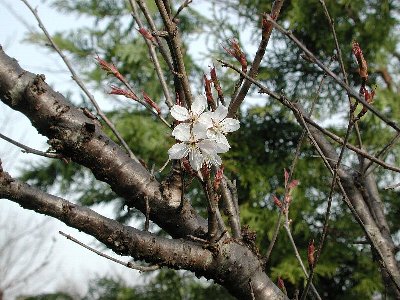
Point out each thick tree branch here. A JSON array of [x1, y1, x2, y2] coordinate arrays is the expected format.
[[0, 46, 205, 239], [0, 165, 288, 300]]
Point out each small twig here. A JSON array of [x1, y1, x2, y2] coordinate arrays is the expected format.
[[128, 0, 174, 108], [0, 132, 64, 159], [227, 0, 285, 118], [215, 206, 228, 234], [136, 0, 175, 71], [113, 75, 172, 128], [173, 0, 192, 21], [219, 60, 400, 174], [384, 182, 400, 190], [144, 196, 150, 231], [59, 231, 159, 272], [264, 57, 333, 264], [220, 176, 241, 238], [20, 0, 139, 162], [283, 221, 322, 300], [364, 131, 400, 173], [301, 119, 355, 300], [318, 0, 363, 149], [204, 177, 219, 243], [266, 15, 400, 133], [155, 0, 193, 106]]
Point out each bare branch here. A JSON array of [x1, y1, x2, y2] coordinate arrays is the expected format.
[[0, 132, 63, 159], [20, 0, 139, 162], [59, 231, 160, 272], [266, 15, 400, 133], [219, 59, 400, 173], [218, 58, 400, 293], [128, 0, 174, 108], [220, 177, 241, 239], [154, 0, 193, 106], [173, 0, 193, 21], [0, 165, 288, 299], [228, 0, 285, 118], [0, 47, 206, 239]]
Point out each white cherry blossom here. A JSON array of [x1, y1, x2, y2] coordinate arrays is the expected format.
[[168, 94, 239, 171], [168, 128, 229, 171], [170, 94, 207, 123], [198, 105, 240, 146]]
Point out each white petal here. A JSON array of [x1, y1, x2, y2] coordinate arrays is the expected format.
[[214, 141, 230, 153], [168, 143, 189, 159], [171, 105, 190, 121], [220, 118, 240, 133], [198, 139, 219, 153], [208, 153, 222, 167], [213, 105, 228, 121], [200, 144, 223, 167], [198, 139, 230, 153], [172, 123, 191, 141], [206, 128, 219, 140], [197, 112, 213, 128], [191, 95, 207, 116], [189, 148, 204, 171], [214, 133, 230, 147], [192, 122, 208, 140]]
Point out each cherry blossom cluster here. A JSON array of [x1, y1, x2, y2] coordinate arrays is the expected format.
[[168, 95, 240, 171]]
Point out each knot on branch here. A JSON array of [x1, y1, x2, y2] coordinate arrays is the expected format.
[[31, 74, 47, 95]]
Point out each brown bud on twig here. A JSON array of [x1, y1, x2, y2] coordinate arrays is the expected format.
[[138, 27, 156, 42], [308, 239, 315, 269], [204, 74, 214, 107], [109, 85, 139, 101], [277, 276, 287, 295], [272, 194, 282, 209], [262, 13, 277, 38], [213, 165, 224, 190], [223, 39, 248, 73], [210, 66, 224, 104], [143, 91, 161, 114], [352, 41, 368, 81], [95, 56, 125, 82]]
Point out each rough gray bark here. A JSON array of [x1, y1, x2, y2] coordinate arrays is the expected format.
[[0, 46, 288, 300]]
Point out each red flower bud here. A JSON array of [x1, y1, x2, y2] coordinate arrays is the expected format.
[[288, 179, 299, 190], [138, 27, 155, 42], [223, 39, 247, 73], [143, 91, 161, 114], [95, 56, 124, 82], [200, 164, 210, 179], [352, 41, 368, 81], [284, 168, 289, 188], [272, 195, 282, 209], [109, 85, 138, 101], [262, 13, 277, 37]]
